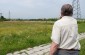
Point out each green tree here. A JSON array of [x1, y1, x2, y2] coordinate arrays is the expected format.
[[0, 16, 6, 21]]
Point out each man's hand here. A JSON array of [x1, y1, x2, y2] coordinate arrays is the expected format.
[[50, 42, 58, 55]]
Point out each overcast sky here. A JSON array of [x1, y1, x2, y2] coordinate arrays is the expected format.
[[0, 0, 85, 19]]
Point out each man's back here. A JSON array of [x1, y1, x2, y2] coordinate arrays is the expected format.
[[53, 16, 81, 49]]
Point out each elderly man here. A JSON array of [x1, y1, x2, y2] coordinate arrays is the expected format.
[[50, 4, 81, 55]]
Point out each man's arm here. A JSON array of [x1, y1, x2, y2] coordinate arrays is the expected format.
[[50, 42, 59, 55]]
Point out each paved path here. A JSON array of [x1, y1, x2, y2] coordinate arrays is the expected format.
[[7, 33, 85, 55]]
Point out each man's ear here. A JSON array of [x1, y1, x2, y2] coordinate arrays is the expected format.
[[61, 11, 63, 17]]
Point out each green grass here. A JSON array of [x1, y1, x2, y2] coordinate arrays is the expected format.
[[0, 21, 85, 55], [78, 22, 85, 33], [80, 39, 85, 55], [0, 21, 53, 55]]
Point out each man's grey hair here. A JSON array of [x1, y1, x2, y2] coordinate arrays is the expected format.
[[61, 4, 73, 16]]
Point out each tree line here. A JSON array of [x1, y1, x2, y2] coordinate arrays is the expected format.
[[0, 17, 58, 21]]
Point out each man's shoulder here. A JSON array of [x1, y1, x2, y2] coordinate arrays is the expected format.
[[54, 16, 77, 27], [54, 19, 63, 26]]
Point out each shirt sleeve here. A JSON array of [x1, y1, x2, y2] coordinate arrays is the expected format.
[[51, 23, 61, 44]]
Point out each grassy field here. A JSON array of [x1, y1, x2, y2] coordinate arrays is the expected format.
[[80, 39, 85, 55], [0, 21, 85, 55]]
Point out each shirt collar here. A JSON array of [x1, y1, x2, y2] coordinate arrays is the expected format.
[[61, 16, 73, 19]]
